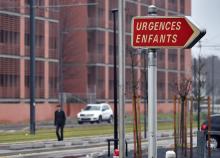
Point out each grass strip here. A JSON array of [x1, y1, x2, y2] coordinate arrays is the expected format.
[[0, 121, 194, 143]]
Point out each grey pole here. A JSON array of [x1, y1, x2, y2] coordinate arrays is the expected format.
[[118, 0, 125, 157], [30, 0, 36, 134], [148, 5, 157, 158]]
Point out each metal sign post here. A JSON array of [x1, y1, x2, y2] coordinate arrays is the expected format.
[[148, 49, 157, 158], [118, 0, 125, 157], [147, 5, 157, 158]]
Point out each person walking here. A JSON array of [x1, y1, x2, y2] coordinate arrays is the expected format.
[[54, 104, 66, 141]]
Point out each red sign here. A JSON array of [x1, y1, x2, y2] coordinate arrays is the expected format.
[[131, 16, 205, 49]]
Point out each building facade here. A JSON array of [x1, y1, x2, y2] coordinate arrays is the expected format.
[[0, 0, 59, 123], [0, 0, 192, 123]]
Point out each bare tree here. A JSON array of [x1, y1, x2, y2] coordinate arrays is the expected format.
[[128, 48, 142, 158], [174, 77, 192, 156], [192, 54, 206, 131]]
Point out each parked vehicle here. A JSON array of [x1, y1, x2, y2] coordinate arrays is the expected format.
[[201, 114, 220, 149], [77, 103, 113, 124]]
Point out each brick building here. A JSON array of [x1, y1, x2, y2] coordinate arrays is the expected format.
[[0, 0, 192, 123], [0, 0, 59, 123]]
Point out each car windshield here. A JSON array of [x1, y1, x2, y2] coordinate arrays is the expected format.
[[84, 105, 100, 111]]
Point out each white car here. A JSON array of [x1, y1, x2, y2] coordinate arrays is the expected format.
[[77, 103, 113, 124]]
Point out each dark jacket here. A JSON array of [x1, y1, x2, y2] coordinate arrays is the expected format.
[[54, 110, 66, 126]]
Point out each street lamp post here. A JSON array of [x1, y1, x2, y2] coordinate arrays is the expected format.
[[112, 8, 118, 150], [118, 0, 125, 157], [29, 0, 36, 135]]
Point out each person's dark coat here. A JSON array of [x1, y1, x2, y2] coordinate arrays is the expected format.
[[54, 110, 66, 126]]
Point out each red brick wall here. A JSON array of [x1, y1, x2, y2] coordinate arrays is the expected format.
[[0, 103, 59, 123], [0, 102, 174, 123]]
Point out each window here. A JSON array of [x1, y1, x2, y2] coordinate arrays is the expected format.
[[49, 62, 58, 98], [0, 74, 19, 96], [25, 0, 29, 5], [180, 1, 185, 13], [0, 30, 4, 43], [49, 76, 58, 89], [168, 50, 177, 63], [98, 8, 104, 17], [36, 0, 44, 6], [0, 30, 19, 44], [36, 35, 44, 47], [168, 0, 177, 11], [49, 37, 57, 49], [0, 58, 20, 98], [98, 44, 104, 53], [25, 33, 30, 46], [0, 74, 4, 86], [25, 75, 30, 88], [88, 5, 96, 18], [169, 54, 177, 62], [103, 105, 109, 110], [36, 76, 43, 87], [155, 0, 165, 8]]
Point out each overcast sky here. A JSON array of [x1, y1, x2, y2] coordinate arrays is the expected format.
[[192, 0, 220, 57]]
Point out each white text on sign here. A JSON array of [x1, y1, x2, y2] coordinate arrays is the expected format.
[[135, 21, 182, 44]]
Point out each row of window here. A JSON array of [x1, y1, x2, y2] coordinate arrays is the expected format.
[[0, 75, 58, 99], [0, 30, 57, 49], [0, 73, 58, 88]]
